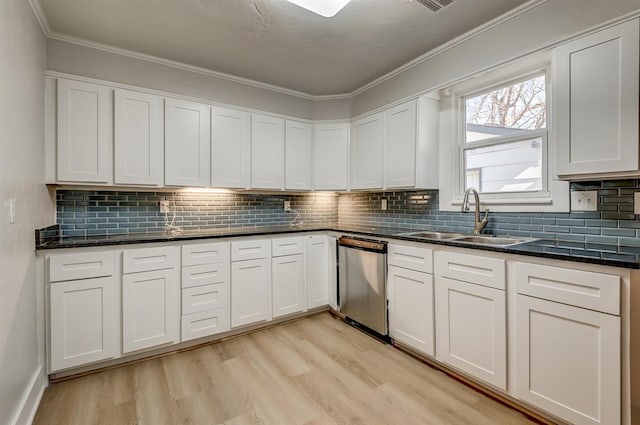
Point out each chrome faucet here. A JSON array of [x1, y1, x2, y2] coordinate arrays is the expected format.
[[461, 187, 489, 235]]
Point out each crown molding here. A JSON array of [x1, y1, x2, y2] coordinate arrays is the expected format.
[[26, 0, 551, 102]]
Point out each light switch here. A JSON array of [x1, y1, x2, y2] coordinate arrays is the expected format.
[[284, 201, 291, 212], [634, 192, 640, 215], [9, 198, 16, 224], [160, 200, 170, 213], [381, 199, 388, 211]]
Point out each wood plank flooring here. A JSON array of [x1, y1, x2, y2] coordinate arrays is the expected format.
[[34, 313, 535, 425]]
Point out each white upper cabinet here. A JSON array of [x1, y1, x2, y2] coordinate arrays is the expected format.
[[554, 19, 640, 176], [384, 98, 439, 189], [165, 98, 211, 187], [211, 107, 251, 189], [114, 89, 164, 186], [251, 114, 285, 189], [285, 120, 313, 190], [313, 123, 349, 191], [57, 79, 111, 183], [385, 100, 416, 188], [350, 112, 384, 190]]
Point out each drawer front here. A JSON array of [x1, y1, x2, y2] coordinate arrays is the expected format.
[[389, 244, 433, 273], [231, 239, 270, 261], [272, 236, 305, 257], [514, 262, 620, 315], [181, 308, 230, 342], [182, 263, 229, 289], [182, 283, 228, 314], [182, 242, 230, 266], [435, 251, 505, 290], [49, 251, 114, 282], [123, 246, 178, 274]]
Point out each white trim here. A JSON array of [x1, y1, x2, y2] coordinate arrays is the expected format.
[[9, 366, 47, 425]]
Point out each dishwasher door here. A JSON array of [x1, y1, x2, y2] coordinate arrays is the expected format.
[[338, 237, 387, 336]]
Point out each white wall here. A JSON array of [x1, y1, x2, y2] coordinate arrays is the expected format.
[[352, 0, 640, 116], [0, 1, 55, 424]]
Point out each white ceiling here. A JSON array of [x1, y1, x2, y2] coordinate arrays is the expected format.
[[37, 0, 526, 96]]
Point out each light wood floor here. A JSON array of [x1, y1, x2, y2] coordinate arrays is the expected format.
[[34, 313, 536, 425]]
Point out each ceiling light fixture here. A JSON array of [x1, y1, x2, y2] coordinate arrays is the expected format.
[[285, 0, 352, 17]]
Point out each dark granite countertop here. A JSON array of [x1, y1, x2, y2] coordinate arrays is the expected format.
[[35, 224, 640, 269]]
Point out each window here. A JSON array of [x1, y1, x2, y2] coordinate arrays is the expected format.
[[438, 54, 569, 212], [462, 74, 546, 194]]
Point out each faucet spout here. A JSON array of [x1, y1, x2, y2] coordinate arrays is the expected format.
[[462, 187, 489, 235]]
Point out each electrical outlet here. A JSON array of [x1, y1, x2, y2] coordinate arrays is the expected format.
[[284, 201, 291, 212], [9, 198, 15, 224], [570, 190, 598, 212], [634, 192, 640, 215], [381, 199, 388, 211], [160, 200, 170, 213]]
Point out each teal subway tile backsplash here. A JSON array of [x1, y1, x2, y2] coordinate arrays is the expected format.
[[56, 179, 640, 245]]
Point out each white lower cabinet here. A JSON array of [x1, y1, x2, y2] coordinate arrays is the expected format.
[[182, 308, 229, 342], [122, 268, 180, 353], [513, 261, 622, 425], [272, 254, 306, 318], [49, 276, 118, 372], [388, 265, 434, 356], [435, 276, 507, 390], [306, 235, 330, 309], [231, 257, 272, 327]]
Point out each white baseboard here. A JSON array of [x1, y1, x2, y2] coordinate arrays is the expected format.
[[10, 366, 47, 425]]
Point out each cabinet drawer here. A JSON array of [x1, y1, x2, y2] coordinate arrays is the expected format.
[[389, 244, 433, 273], [182, 242, 229, 266], [123, 246, 178, 274], [49, 251, 114, 282], [272, 236, 305, 257], [514, 262, 620, 315], [182, 263, 229, 289], [435, 251, 505, 290], [231, 239, 270, 261], [182, 283, 227, 314], [181, 308, 230, 342]]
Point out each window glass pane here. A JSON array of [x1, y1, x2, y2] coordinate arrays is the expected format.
[[464, 138, 542, 193], [465, 75, 546, 143]]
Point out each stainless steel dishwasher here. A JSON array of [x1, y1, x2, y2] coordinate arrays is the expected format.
[[338, 236, 389, 340]]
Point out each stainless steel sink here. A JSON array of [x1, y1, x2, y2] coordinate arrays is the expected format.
[[453, 236, 533, 247], [396, 231, 534, 247], [398, 231, 467, 240]]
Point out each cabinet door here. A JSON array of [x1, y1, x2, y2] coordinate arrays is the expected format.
[[350, 113, 384, 189], [435, 276, 507, 389], [384, 100, 417, 188], [57, 79, 111, 183], [285, 120, 313, 190], [272, 254, 306, 317], [388, 266, 434, 357], [251, 114, 284, 189], [328, 237, 338, 310], [555, 19, 639, 175], [165, 98, 210, 187], [122, 269, 179, 353], [50, 277, 117, 371], [515, 295, 620, 425], [313, 123, 349, 190], [114, 89, 164, 186], [307, 235, 330, 309], [211, 107, 251, 188], [231, 258, 272, 327]]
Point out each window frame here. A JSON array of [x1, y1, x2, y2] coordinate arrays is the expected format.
[[459, 71, 549, 200], [438, 54, 569, 212]]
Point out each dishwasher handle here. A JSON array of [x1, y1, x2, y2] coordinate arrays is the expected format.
[[338, 236, 387, 253]]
